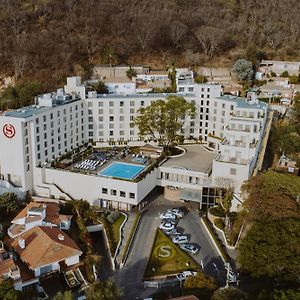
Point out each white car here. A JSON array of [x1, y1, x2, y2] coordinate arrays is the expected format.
[[176, 271, 197, 281], [180, 243, 199, 255], [167, 208, 184, 218], [172, 235, 189, 244], [159, 223, 175, 231], [165, 228, 181, 236], [160, 213, 177, 220]]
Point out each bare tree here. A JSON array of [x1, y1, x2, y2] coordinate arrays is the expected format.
[[169, 20, 188, 49]]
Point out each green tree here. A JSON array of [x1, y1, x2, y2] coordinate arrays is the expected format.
[[86, 278, 123, 300], [242, 171, 300, 222], [0, 279, 22, 300], [212, 287, 248, 300], [53, 291, 74, 300], [91, 81, 108, 94], [126, 66, 137, 80], [0, 193, 19, 215], [281, 71, 289, 78], [184, 272, 217, 290], [134, 95, 196, 148], [279, 132, 300, 154], [0, 81, 44, 110], [274, 289, 300, 300], [232, 59, 254, 83], [238, 217, 300, 281], [194, 74, 208, 83]]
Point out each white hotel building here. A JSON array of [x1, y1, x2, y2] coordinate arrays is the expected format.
[[0, 77, 268, 210]]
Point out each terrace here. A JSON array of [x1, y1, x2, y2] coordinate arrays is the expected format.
[[51, 145, 160, 181]]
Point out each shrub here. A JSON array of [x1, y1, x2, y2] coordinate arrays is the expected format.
[[214, 218, 225, 230], [106, 211, 120, 224], [209, 206, 226, 217]]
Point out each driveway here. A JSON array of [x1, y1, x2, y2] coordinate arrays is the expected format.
[[115, 196, 226, 299], [177, 211, 226, 284]]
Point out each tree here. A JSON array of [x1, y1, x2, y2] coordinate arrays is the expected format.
[[53, 291, 74, 300], [281, 71, 289, 78], [184, 272, 217, 290], [0, 279, 22, 300], [212, 287, 248, 300], [91, 81, 108, 94], [232, 59, 254, 83], [134, 95, 196, 148], [279, 132, 300, 154], [242, 171, 300, 222], [86, 278, 123, 300], [238, 217, 300, 281], [194, 74, 208, 83], [0, 193, 19, 215], [126, 66, 137, 80], [169, 20, 188, 49]]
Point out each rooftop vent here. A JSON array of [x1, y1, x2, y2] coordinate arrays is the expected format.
[[58, 234, 65, 241]]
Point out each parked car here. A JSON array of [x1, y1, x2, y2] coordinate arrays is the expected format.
[[167, 208, 184, 218], [165, 228, 181, 236], [176, 271, 197, 280], [179, 243, 199, 255], [163, 218, 177, 225], [160, 213, 177, 220], [172, 235, 189, 244], [159, 223, 175, 231]]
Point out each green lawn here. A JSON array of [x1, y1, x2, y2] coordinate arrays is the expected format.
[[144, 229, 200, 278], [112, 214, 126, 247]]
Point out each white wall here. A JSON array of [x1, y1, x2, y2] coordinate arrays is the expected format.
[[65, 255, 80, 266]]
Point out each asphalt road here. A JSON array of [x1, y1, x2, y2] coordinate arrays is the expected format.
[[115, 196, 226, 299], [177, 211, 226, 284]]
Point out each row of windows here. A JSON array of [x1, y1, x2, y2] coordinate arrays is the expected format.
[[88, 100, 145, 108], [101, 188, 135, 199]]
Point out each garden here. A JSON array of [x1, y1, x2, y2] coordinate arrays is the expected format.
[[144, 229, 200, 278]]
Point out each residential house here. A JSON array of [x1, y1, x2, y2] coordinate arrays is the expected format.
[[9, 226, 82, 278], [260, 60, 300, 76], [8, 202, 72, 239]]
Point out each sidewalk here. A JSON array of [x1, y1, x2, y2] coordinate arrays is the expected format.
[[115, 211, 137, 267]]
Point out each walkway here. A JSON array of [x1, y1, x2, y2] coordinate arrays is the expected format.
[[115, 211, 137, 267]]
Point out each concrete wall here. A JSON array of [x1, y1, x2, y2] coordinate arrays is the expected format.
[[65, 255, 80, 266]]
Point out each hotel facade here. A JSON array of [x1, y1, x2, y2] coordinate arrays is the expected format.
[[0, 77, 268, 211]]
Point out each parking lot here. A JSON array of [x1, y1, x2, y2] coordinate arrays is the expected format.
[[115, 195, 226, 300]]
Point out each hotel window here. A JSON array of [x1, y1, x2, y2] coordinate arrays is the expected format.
[[130, 130, 135, 135], [99, 131, 103, 136], [50, 113, 53, 119], [36, 127, 39, 134], [129, 193, 135, 199], [88, 109, 93, 115], [99, 124, 103, 129], [109, 116, 114, 121], [98, 109, 103, 114], [120, 101, 124, 107], [109, 109, 114, 114], [188, 87, 194, 92], [88, 102, 93, 107], [141, 101, 144, 106], [129, 123, 134, 128], [98, 102, 103, 107], [120, 116, 124, 121], [36, 118, 39, 124], [109, 101, 114, 107], [130, 101, 135, 106], [230, 105, 234, 110], [230, 168, 237, 175], [88, 117, 93, 122], [222, 103, 225, 109], [179, 87, 184, 92], [130, 108, 135, 114], [88, 124, 93, 129], [102, 188, 108, 194], [120, 108, 124, 114], [43, 115, 46, 122], [120, 191, 126, 197], [207, 88, 210, 92], [120, 131, 124, 135], [111, 189, 117, 196], [109, 123, 114, 129], [109, 131, 114, 136]]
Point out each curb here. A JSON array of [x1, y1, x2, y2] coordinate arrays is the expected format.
[[120, 213, 142, 268], [113, 212, 128, 265]]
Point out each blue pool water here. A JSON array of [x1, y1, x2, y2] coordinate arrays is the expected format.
[[99, 162, 145, 180]]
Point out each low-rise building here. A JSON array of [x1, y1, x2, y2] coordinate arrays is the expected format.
[[9, 226, 82, 278], [260, 60, 300, 76], [8, 201, 72, 238]]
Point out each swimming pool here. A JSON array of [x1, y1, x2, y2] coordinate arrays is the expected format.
[[99, 162, 145, 180]]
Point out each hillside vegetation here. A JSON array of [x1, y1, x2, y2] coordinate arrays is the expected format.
[[1, 0, 300, 86]]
